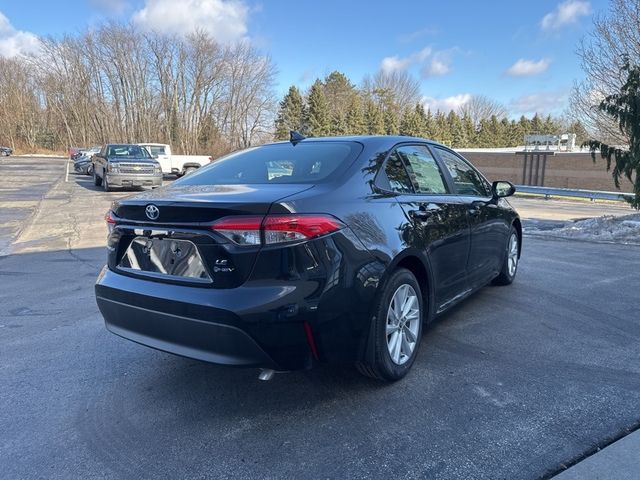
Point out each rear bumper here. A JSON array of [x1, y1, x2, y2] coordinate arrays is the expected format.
[[106, 173, 162, 187], [98, 295, 279, 368], [95, 267, 314, 370]]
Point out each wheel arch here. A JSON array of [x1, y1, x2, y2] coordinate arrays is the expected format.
[[384, 250, 436, 324]]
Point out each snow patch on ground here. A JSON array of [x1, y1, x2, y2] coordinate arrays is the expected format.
[[526, 212, 640, 244]]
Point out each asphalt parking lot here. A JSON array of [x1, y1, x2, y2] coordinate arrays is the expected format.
[[1, 156, 639, 479]]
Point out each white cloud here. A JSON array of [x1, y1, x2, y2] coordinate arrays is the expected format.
[[0, 11, 40, 58], [509, 90, 569, 115], [422, 94, 472, 113], [541, 0, 591, 30], [505, 58, 551, 77], [132, 0, 249, 41], [380, 47, 432, 74], [381, 46, 457, 78], [422, 51, 453, 78]]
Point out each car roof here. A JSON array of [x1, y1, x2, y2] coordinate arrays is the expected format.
[[268, 135, 448, 150]]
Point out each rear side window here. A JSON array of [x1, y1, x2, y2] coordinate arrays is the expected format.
[[436, 148, 489, 196], [147, 146, 166, 156], [396, 145, 448, 194], [175, 142, 361, 185], [378, 152, 414, 193]]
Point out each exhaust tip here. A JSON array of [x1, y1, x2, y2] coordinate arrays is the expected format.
[[258, 369, 275, 381]]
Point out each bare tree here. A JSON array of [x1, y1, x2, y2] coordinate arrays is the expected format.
[[0, 23, 277, 155], [458, 95, 507, 127], [361, 70, 421, 112], [572, 0, 640, 144]]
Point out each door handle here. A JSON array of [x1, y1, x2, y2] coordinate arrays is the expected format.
[[468, 200, 485, 216], [409, 209, 433, 220]]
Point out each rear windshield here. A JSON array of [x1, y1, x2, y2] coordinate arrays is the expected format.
[[107, 145, 152, 159], [174, 141, 362, 185]]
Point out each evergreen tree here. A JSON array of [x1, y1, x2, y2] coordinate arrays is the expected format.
[[530, 113, 543, 133], [434, 111, 450, 145], [587, 56, 640, 208], [274, 86, 305, 140], [461, 113, 476, 147], [414, 103, 428, 138], [499, 118, 511, 146], [323, 71, 357, 135], [423, 108, 435, 139], [345, 95, 365, 134], [305, 80, 330, 137], [447, 110, 464, 148], [363, 98, 385, 135]]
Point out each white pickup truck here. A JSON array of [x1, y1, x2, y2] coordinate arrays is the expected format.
[[138, 143, 211, 176]]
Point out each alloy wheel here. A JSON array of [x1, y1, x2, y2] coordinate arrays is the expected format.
[[385, 284, 420, 365], [507, 233, 518, 276]]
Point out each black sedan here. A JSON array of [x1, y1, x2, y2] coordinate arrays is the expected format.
[[95, 135, 521, 381]]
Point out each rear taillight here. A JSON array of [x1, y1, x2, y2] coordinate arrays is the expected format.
[[211, 214, 344, 246], [105, 210, 117, 233], [208, 156, 214, 163]]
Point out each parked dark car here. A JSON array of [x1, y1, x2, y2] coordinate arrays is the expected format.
[[1, 146, 12, 156], [92, 144, 162, 191], [95, 136, 521, 381]]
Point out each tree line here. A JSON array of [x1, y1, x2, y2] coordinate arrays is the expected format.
[[0, 24, 277, 156], [0, 23, 590, 155], [275, 71, 588, 148]]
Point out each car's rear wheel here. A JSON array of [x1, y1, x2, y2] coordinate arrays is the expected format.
[[493, 227, 519, 285], [357, 268, 423, 381], [93, 169, 102, 186], [183, 167, 197, 176]]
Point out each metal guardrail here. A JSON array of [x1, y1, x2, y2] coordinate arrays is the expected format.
[[515, 185, 634, 202]]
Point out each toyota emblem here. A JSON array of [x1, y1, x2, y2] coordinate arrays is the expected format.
[[145, 204, 160, 220]]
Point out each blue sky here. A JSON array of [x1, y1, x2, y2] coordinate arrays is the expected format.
[[0, 0, 608, 116]]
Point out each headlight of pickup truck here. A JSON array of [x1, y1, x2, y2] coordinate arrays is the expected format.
[[107, 162, 119, 173], [154, 165, 162, 174]]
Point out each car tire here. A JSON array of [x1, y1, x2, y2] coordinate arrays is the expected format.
[[103, 175, 111, 192], [183, 167, 197, 176], [93, 169, 102, 187], [356, 268, 423, 381], [492, 227, 519, 286], [87, 164, 93, 176]]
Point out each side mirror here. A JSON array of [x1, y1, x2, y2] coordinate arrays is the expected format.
[[492, 180, 516, 199]]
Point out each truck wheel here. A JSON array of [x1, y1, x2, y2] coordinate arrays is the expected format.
[[183, 167, 197, 176]]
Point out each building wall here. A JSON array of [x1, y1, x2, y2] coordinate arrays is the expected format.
[[460, 151, 634, 193]]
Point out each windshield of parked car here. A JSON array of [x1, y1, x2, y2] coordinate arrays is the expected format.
[[174, 141, 362, 185], [107, 145, 152, 159]]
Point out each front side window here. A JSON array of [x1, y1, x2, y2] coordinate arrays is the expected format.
[[396, 145, 448, 194], [437, 148, 489, 196]]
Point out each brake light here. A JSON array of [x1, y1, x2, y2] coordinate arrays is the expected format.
[[105, 210, 117, 225], [105, 210, 117, 233], [208, 156, 214, 163], [211, 214, 344, 245]]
